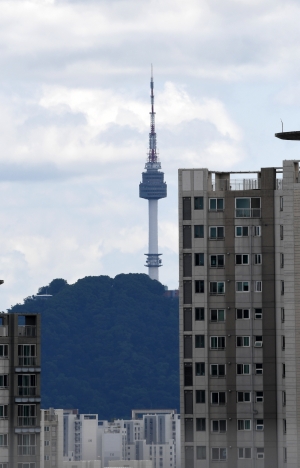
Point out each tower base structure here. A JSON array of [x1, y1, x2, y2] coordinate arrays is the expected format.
[[144, 253, 162, 281]]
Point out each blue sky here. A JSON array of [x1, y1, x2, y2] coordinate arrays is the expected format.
[[1, 0, 300, 309]]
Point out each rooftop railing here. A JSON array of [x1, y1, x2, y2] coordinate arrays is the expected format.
[[18, 326, 36, 337], [212, 179, 261, 191]]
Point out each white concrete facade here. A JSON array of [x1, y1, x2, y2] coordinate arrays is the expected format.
[[40, 408, 64, 468], [64, 410, 180, 468], [108, 460, 153, 468]]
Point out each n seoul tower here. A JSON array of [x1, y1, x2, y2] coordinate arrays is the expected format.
[[139, 68, 167, 281]]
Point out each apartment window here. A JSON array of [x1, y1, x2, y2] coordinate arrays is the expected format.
[[256, 420, 264, 431], [0, 375, 8, 388], [235, 197, 261, 218], [183, 253, 192, 277], [210, 281, 225, 295], [0, 345, 8, 358], [18, 345, 36, 366], [195, 253, 204, 266], [44, 440, 50, 446], [0, 405, 8, 419], [184, 335, 192, 359], [281, 281, 284, 295], [196, 446, 206, 460], [210, 336, 226, 349], [255, 363, 263, 375], [282, 336, 285, 350], [196, 390, 205, 403], [194, 225, 204, 238], [195, 362, 205, 376], [195, 280, 204, 293], [282, 391, 286, 406], [236, 309, 250, 319], [236, 281, 249, 292], [257, 448, 264, 459], [195, 335, 205, 348], [210, 364, 225, 377], [184, 390, 193, 414], [0, 464, 8, 468], [283, 419, 286, 434], [236, 254, 249, 265], [212, 448, 227, 461], [18, 374, 36, 396], [255, 281, 262, 292], [195, 308, 204, 321], [18, 404, 36, 426], [237, 364, 250, 375], [284, 447, 287, 463], [256, 391, 264, 402], [255, 308, 262, 319], [254, 336, 263, 347], [196, 418, 206, 431], [254, 254, 262, 265], [183, 198, 191, 220], [184, 364, 193, 386], [0, 434, 8, 446], [280, 253, 284, 268], [280, 196, 283, 210], [18, 434, 36, 456], [209, 226, 224, 239], [281, 308, 285, 323], [44, 426, 50, 432], [254, 225, 261, 236], [183, 281, 192, 304], [238, 448, 252, 459], [280, 225, 284, 240], [194, 197, 203, 210], [282, 363, 286, 378], [238, 420, 251, 431], [210, 254, 225, 267], [184, 309, 192, 332], [237, 392, 251, 402], [183, 225, 192, 249], [209, 198, 224, 211], [236, 336, 250, 347], [210, 309, 225, 322], [236, 226, 249, 237], [211, 420, 227, 433], [211, 392, 226, 405]]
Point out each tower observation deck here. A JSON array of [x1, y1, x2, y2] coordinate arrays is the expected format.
[[139, 69, 167, 281]]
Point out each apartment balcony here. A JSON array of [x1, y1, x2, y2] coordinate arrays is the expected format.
[[235, 208, 261, 218], [18, 357, 37, 366], [18, 446, 36, 455], [17, 417, 37, 426], [18, 387, 37, 397], [18, 326, 36, 337]]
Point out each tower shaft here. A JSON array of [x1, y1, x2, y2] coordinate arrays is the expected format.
[[148, 199, 159, 280]]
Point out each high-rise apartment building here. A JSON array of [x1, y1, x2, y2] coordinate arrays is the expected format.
[[179, 160, 300, 468], [0, 312, 41, 468]]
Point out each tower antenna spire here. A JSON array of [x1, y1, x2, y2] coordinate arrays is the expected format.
[[149, 65, 157, 164]]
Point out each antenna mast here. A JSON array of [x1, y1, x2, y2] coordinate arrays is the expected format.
[[148, 64, 158, 164]]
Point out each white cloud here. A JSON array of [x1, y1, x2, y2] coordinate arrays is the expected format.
[[0, 0, 299, 308]]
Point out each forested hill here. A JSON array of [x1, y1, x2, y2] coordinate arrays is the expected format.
[[8, 274, 179, 419]]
